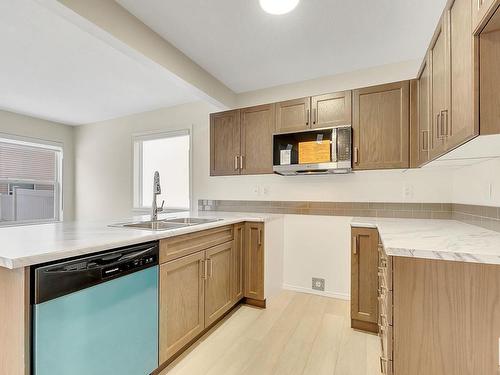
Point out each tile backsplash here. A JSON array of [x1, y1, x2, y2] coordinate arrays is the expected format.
[[198, 200, 500, 233]]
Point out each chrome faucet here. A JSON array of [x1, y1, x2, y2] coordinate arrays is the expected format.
[[151, 171, 164, 221]]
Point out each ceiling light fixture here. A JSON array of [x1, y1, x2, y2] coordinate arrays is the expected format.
[[259, 0, 300, 15]]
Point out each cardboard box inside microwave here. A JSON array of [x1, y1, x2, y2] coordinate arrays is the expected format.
[[298, 140, 331, 164]]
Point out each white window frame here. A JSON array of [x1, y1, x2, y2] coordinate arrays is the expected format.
[[0, 133, 63, 227], [132, 129, 192, 212]]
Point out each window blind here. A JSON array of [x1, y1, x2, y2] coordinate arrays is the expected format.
[[0, 141, 57, 181]]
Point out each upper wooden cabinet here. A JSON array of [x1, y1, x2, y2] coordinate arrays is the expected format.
[[448, 0, 477, 149], [352, 81, 410, 170], [275, 91, 352, 133], [275, 97, 311, 133], [479, 4, 500, 134], [210, 105, 274, 176], [310, 91, 352, 129], [410, 60, 431, 167], [426, 0, 478, 159], [210, 110, 241, 176], [429, 15, 449, 159], [240, 104, 275, 175], [351, 227, 379, 333], [472, 0, 498, 31]]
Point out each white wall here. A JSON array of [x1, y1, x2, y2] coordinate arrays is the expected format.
[[283, 215, 352, 300], [451, 158, 500, 206], [0, 109, 75, 220]]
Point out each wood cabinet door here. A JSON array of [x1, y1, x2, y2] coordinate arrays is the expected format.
[[448, 0, 478, 149], [311, 91, 352, 129], [244, 222, 264, 301], [352, 82, 410, 170], [275, 97, 311, 133], [205, 242, 234, 326], [393, 257, 500, 375], [351, 227, 379, 330], [429, 17, 450, 159], [410, 59, 431, 168], [159, 251, 205, 364], [232, 223, 245, 302], [210, 110, 241, 176], [472, 0, 497, 31], [479, 6, 500, 135], [240, 104, 275, 175]]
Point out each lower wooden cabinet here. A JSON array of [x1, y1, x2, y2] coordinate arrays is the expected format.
[[159, 251, 205, 363], [375, 243, 500, 375], [244, 222, 265, 301], [232, 223, 245, 302], [205, 242, 233, 326], [159, 223, 266, 366], [351, 227, 379, 333]]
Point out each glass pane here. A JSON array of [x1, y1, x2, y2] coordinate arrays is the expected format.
[[0, 183, 55, 224], [141, 135, 190, 209]]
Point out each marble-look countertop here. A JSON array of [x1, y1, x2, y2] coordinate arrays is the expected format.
[[351, 217, 500, 265], [0, 211, 280, 269]]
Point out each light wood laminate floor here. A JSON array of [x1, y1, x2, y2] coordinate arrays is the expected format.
[[160, 291, 382, 375]]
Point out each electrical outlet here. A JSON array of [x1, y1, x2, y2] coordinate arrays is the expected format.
[[403, 184, 413, 199], [312, 277, 325, 291]]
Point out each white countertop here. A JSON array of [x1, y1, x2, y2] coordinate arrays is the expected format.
[[351, 217, 500, 265], [0, 211, 280, 269]]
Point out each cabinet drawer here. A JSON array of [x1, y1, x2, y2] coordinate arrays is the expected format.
[[380, 357, 393, 375], [379, 323, 393, 360], [378, 289, 393, 326], [159, 225, 234, 263], [378, 246, 393, 290]]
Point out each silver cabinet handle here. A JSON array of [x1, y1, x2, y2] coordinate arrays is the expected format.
[[440, 110, 446, 138], [436, 113, 442, 138], [353, 147, 359, 165], [200, 260, 206, 279], [442, 109, 449, 137], [421, 130, 429, 151], [353, 236, 358, 255], [240, 155, 244, 170], [208, 258, 213, 278], [234, 155, 239, 170]]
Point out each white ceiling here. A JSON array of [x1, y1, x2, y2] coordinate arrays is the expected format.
[[0, 0, 198, 125], [117, 0, 447, 93]]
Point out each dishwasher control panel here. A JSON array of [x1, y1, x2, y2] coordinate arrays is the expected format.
[[32, 241, 159, 304], [102, 254, 157, 278]]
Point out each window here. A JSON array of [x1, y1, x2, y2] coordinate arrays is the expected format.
[[0, 135, 63, 226], [133, 130, 191, 211]]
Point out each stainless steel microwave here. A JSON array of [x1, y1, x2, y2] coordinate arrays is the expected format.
[[272, 125, 352, 176]]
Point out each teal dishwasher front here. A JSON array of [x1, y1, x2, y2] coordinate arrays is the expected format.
[[32, 242, 159, 375]]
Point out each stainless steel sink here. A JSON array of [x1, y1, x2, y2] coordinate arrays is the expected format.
[[163, 218, 222, 225], [111, 217, 222, 231], [118, 221, 189, 230]]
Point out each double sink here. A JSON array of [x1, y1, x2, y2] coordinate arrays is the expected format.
[[113, 217, 222, 231]]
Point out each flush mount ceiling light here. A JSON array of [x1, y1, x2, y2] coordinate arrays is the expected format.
[[259, 0, 300, 15]]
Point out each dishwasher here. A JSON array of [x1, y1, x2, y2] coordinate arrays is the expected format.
[[31, 241, 159, 375]]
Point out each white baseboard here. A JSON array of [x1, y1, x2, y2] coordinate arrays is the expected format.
[[282, 284, 350, 301]]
